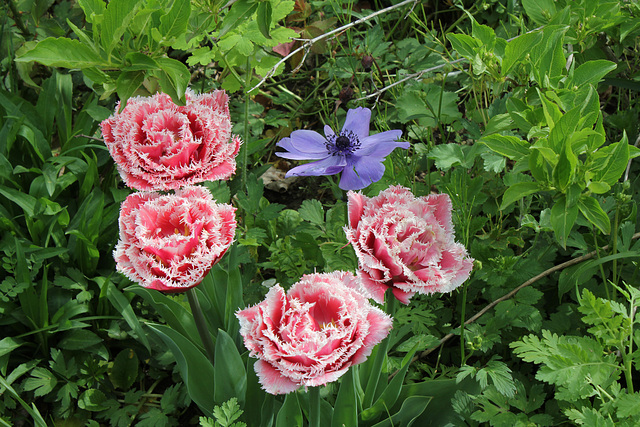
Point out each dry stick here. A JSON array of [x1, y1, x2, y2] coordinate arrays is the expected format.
[[248, 0, 420, 93], [389, 231, 640, 379]]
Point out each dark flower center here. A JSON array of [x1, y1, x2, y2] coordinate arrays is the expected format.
[[326, 130, 360, 156], [335, 135, 351, 150]]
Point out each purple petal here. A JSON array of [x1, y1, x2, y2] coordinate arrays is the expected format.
[[285, 155, 346, 177], [324, 125, 336, 140], [342, 107, 371, 140], [357, 130, 408, 157], [338, 157, 384, 190], [277, 130, 328, 152]]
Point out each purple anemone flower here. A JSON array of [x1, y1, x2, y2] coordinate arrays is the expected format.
[[275, 107, 409, 190]]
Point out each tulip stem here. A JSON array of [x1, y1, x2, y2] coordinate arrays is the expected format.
[[186, 288, 215, 366], [308, 386, 321, 427]]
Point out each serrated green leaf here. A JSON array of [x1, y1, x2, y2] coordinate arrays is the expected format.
[[550, 195, 578, 249], [159, 0, 191, 41], [101, 0, 141, 56], [578, 195, 610, 234], [15, 38, 105, 68], [502, 31, 542, 75], [570, 60, 617, 88], [446, 33, 481, 59], [23, 368, 57, 397], [219, 0, 259, 38], [500, 182, 541, 210], [298, 199, 324, 225], [77, 0, 105, 24], [480, 134, 530, 160]]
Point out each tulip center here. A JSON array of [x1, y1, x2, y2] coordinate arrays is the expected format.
[[327, 130, 360, 156]]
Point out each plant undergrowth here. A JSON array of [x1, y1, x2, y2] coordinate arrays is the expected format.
[[1, 0, 640, 425]]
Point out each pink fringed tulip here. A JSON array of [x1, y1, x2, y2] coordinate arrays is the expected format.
[[101, 89, 241, 191], [344, 186, 473, 305], [236, 272, 392, 394], [114, 186, 236, 293]]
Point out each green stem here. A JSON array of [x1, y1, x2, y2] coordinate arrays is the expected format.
[[186, 288, 215, 365], [593, 226, 610, 300], [460, 282, 468, 365], [612, 203, 620, 293], [308, 386, 321, 427], [242, 56, 251, 189]]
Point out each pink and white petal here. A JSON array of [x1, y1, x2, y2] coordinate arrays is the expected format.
[[254, 360, 301, 395], [347, 191, 367, 229]]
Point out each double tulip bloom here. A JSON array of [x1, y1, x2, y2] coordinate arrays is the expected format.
[[236, 272, 392, 394], [103, 90, 240, 292], [101, 90, 241, 191], [345, 186, 474, 304]]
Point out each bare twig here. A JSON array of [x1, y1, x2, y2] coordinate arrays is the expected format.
[[357, 26, 544, 102], [389, 231, 640, 379], [248, 0, 420, 93]]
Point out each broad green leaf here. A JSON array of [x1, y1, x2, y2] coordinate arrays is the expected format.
[[116, 71, 145, 107], [552, 141, 576, 192], [446, 33, 480, 59], [105, 281, 151, 353], [0, 337, 22, 358], [298, 199, 324, 225], [500, 182, 541, 210], [77, 0, 106, 24], [213, 330, 246, 406], [528, 147, 550, 183], [578, 196, 610, 234], [156, 57, 190, 104], [276, 393, 302, 427], [219, 0, 259, 38], [78, 389, 108, 411], [550, 195, 578, 249], [502, 31, 543, 75], [570, 60, 617, 88], [331, 369, 357, 427], [123, 52, 160, 71], [471, 17, 496, 50], [127, 286, 200, 343], [159, 0, 191, 41], [479, 134, 529, 160], [101, 0, 141, 56], [0, 186, 37, 216], [370, 396, 432, 427], [109, 349, 139, 390], [590, 135, 630, 186], [58, 329, 103, 350], [148, 324, 215, 416], [361, 346, 419, 421], [15, 38, 105, 68], [587, 181, 610, 194], [536, 89, 562, 128], [522, 0, 557, 25], [257, 1, 273, 39]]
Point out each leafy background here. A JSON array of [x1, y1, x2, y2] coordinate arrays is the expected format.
[[1, 0, 640, 425]]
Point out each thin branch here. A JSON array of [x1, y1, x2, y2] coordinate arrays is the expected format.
[[389, 231, 640, 379], [357, 26, 544, 102], [248, 0, 419, 93]]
